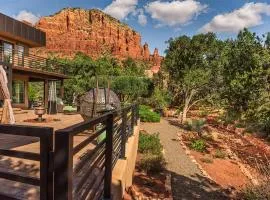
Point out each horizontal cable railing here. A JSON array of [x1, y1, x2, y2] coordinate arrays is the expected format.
[[0, 103, 139, 200], [54, 104, 139, 200], [0, 125, 54, 200], [0, 46, 67, 76]]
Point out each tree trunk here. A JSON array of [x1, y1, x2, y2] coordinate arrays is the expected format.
[[182, 104, 188, 123], [180, 89, 195, 124]]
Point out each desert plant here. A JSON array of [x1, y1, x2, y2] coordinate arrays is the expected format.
[[139, 132, 163, 155], [190, 139, 206, 152], [139, 105, 161, 122], [214, 149, 226, 159], [139, 153, 166, 174], [184, 119, 206, 136], [200, 157, 213, 163]]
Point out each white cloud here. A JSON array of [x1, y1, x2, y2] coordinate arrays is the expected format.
[[145, 0, 207, 27], [104, 0, 138, 20], [200, 2, 270, 33], [13, 10, 40, 25], [137, 9, 147, 26]]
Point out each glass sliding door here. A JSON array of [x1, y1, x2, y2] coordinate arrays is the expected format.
[[12, 80, 25, 104]]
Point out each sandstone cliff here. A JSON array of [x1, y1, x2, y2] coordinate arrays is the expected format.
[[32, 8, 162, 66]]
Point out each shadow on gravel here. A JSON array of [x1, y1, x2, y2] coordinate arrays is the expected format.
[[169, 171, 232, 200]]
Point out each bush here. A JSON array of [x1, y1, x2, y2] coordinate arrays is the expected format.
[[148, 88, 172, 110], [139, 105, 161, 122], [139, 153, 166, 173], [138, 131, 165, 174], [214, 149, 226, 159], [190, 139, 206, 152], [139, 132, 163, 155], [184, 119, 206, 135]]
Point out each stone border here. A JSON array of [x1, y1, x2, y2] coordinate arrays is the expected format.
[[178, 132, 259, 186], [221, 142, 259, 186], [177, 133, 215, 183]]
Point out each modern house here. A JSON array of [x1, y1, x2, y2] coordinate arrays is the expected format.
[[0, 12, 68, 109]]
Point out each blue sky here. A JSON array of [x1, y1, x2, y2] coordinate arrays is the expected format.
[[1, 0, 270, 55]]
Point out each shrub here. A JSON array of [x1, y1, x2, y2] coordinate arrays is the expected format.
[[214, 149, 226, 159], [139, 105, 161, 122], [190, 139, 206, 152], [139, 153, 166, 173], [184, 119, 206, 136], [148, 88, 172, 110], [200, 157, 213, 163], [139, 132, 163, 155]]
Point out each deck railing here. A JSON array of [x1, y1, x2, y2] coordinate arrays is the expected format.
[[0, 125, 54, 200], [0, 46, 67, 75], [0, 104, 139, 200]]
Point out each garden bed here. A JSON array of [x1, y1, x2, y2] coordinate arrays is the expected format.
[[173, 109, 270, 198], [124, 131, 172, 199], [125, 154, 170, 199]]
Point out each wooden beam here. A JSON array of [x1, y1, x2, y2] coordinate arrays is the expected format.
[[44, 80, 49, 108], [60, 79, 64, 99]]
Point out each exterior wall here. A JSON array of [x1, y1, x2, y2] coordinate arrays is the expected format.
[[0, 12, 46, 47], [112, 121, 140, 200], [12, 74, 29, 109]]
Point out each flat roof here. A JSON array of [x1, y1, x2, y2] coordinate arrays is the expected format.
[[0, 13, 45, 47], [13, 66, 68, 80]]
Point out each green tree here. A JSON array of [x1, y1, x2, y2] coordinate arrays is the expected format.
[[112, 76, 152, 102], [265, 32, 270, 49], [122, 57, 147, 76], [165, 33, 224, 122], [222, 29, 267, 115]]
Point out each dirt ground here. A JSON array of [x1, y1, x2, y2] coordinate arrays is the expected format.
[[176, 109, 270, 195], [125, 154, 170, 200]]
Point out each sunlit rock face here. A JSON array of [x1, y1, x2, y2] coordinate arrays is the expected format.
[[32, 8, 162, 66]]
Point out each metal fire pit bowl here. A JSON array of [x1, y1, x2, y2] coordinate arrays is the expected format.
[[34, 106, 46, 122]]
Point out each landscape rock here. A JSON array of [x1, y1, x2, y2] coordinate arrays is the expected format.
[[31, 8, 163, 66]]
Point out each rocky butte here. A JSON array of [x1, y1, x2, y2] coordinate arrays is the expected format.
[[32, 8, 163, 67]]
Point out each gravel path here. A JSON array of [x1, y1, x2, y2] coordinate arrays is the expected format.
[[141, 118, 230, 200]]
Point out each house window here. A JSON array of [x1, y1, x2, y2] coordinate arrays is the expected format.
[[17, 45, 25, 66], [12, 80, 25, 104], [3, 42, 13, 63]]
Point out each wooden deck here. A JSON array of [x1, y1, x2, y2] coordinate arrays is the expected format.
[[0, 110, 89, 199]]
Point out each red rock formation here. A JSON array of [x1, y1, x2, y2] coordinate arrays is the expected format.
[[31, 8, 162, 66]]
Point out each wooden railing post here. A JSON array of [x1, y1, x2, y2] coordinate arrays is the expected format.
[[120, 109, 127, 159], [104, 113, 114, 199], [54, 131, 73, 200], [39, 128, 54, 200], [131, 105, 135, 135]]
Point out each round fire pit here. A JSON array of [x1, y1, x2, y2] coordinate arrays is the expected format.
[[34, 106, 46, 122]]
